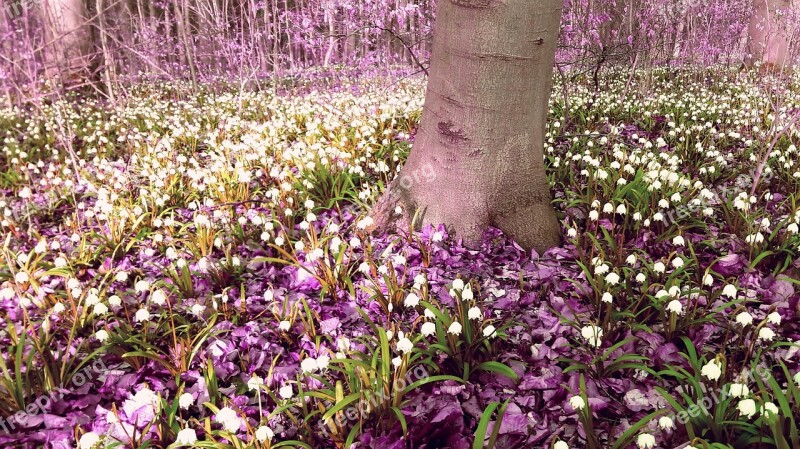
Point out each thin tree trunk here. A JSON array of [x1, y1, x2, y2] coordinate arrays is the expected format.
[[95, 0, 115, 101], [370, 0, 563, 253]]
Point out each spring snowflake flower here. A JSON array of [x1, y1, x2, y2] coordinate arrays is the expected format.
[[788, 223, 799, 234], [279, 320, 291, 331], [658, 416, 675, 430], [255, 425, 274, 442], [735, 312, 753, 326], [413, 273, 426, 286], [461, 286, 474, 301], [316, 355, 330, 370], [655, 289, 669, 299], [672, 257, 684, 269], [468, 307, 482, 320], [601, 292, 614, 303], [757, 327, 775, 341], [134, 280, 150, 293], [448, 322, 463, 335], [179, 393, 194, 409], [636, 433, 656, 449], [761, 402, 779, 417], [666, 300, 683, 314], [554, 441, 569, 449], [635, 273, 647, 283], [703, 274, 714, 286], [738, 399, 757, 418], [626, 254, 637, 265], [605, 272, 620, 285], [567, 228, 577, 238], [569, 395, 586, 411], [404, 293, 420, 308], [300, 357, 318, 373], [616, 204, 627, 215], [580, 325, 603, 347], [594, 263, 609, 275], [672, 235, 685, 246], [279, 385, 293, 399], [14, 272, 29, 284], [722, 284, 737, 298], [653, 262, 665, 274], [589, 210, 599, 221], [767, 312, 781, 325], [135, 308, 151, 322], [421, 322, 436, 337], [95, 329, 110, 342], [483, 325, 497, 338], [728, 383, 749, 398], [175, 428, 197, 445], [701, 360, 723, 381], [794, 372, 800, 385], [79, 432, 101, 449], [150, 289, 167, 306], [53, 302, 65, 314], [215, 406, 242, 432], [396, 337, 413, 353], [247, 375, 264, 391]]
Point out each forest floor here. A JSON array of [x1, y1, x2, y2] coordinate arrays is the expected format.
[[0, 68, 799, 449]]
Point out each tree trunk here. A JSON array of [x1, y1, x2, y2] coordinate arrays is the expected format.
[[43, 0, 93, 86], [370, 0, 563, 254], [746, 0, 796, 69]]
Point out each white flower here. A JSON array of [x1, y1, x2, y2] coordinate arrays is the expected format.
[[176, 428, 197, 445], [135, 308, 151, 322], [722, 284, 738, 298], [79, 432, 101, 449], [735, 312, 753, 326], [483, 325, 497, 338], [589, 210, 599, 221], [247, 375, 264, 392], [461, 286, 474, 301], [703, 274, 714, 286], [279, 320, 291, 331], [635, 273, 647, 283], [616, 204, 627, 215], [396, 337, 413, 354], [653, 262, 666, 274], [404, 293, 420, 308], [569, 395, 585, 411], [761, 402, 779, 417], [93, 303, 108, 315], [95, 329, 110, 342], [279, 384, 293, 399], [452, 279, 464, 290], [658, 416, 675, 430], [605, 272, 620, 285], [601, 292, 614, 303], [108, 295, 122, 306], [179, 393, 194, 409], [580, 325, 603, 347], [468, 306, 482, 320], [300, 357, 318, 373], [794, 371, 800, 385], [666, 300, 682, 314], [255, 425, 274, 442], [134, 280, 150, 292], [14, 271, 29, 283], [215, 406, 242, 432], [738, 398, 757, 418], [626, 254, 637, 265], [758, 327, 775, 341], [672, 235, 685, 246], [421, 322, 436, 337], [729, 383, 749, 398], [636, 433, 656, 449], [554, 441, 569, 449], [316, 355, 330, 370], [567, 228, 577, 238], [767, 312, 781, 325], [672, 257, 684, 269], [448, 322, 463, 335], [701, 360, 723, 381], [150, 289, 167, 306]]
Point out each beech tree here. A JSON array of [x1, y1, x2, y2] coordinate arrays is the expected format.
[[746, 0, 797, 68], [370, 0, 564, 253]]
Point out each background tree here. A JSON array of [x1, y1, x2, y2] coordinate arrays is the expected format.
[[369, 0, 564, 253], [746, 0, 797, 69], [42, 0, 94, 86]]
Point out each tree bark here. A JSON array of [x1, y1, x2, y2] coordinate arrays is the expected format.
[[43, 0, 94, 85], [370, 0, 563, 254], [746, 0, 797, 69]]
